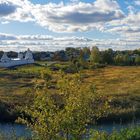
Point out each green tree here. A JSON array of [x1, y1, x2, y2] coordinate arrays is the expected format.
[[101, 49, 114, 64], [135, 55, 140, 65], [90, 46, 101, 64], [18, 74, 109, 140], [123, 54, 131, 65], [77, 49, 89, 69], [114, 54, 124, 65]]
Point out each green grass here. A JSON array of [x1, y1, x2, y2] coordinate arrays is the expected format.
[[90, 126, 140, 140]]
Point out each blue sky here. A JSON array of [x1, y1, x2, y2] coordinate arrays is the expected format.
[[0, 0, 140, 51], [0, 0, 128, 37]]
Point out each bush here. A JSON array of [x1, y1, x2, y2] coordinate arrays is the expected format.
[[62, 66, 78, 74], [62, 63, 79, 74], [18, 74, 109, 139], [89, 63, 106, 69], [40, 69, 52, 81], [90, 127, 140, 140]]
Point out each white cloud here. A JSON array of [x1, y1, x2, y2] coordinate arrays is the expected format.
[[0, 0, 140, 51], [0, 0, 124, 32], [0, 33, 94, 51], [1, 21, 9, 24], [0, 33, 17, 40], [1, 0, 140, 37], [94, 0, 120, 11], [0, 0, 34, 22], [0, 33, 139, 52], [105, 8, 140, 39], [31, 1, 124, 32], [134, 0, 140, 6]]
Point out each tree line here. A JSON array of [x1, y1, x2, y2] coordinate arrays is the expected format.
[[89, 47, 140, 65], [0, 47, 140, 65], [73, 47, 140, 66]]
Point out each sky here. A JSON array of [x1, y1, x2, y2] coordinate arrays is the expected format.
[[0, 0, 140, 52]]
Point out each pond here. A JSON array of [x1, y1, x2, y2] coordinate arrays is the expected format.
[[0, 120, 139, 138]]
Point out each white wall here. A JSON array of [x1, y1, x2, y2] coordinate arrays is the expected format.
[[0, 59, 34, 68]]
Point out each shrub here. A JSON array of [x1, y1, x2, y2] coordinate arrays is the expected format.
[[90, 127, 140, 140], [18, 74, 109, 139], [40, 69, 52, 81], [89, 63, 106, 69]]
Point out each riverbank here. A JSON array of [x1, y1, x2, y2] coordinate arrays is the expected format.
[[0, 120, 139, 139]]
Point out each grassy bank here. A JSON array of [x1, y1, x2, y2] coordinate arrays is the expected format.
[[91, 126, 140, 140], [0, 126, 140, 140], [0, 62, 140, 123]]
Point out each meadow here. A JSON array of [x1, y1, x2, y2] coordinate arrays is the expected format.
[[0, 62, 140, 123]]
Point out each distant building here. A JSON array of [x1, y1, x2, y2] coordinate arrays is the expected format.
[[0, 49, 34, 68]]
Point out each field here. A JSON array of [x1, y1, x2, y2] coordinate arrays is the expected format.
[[0, 62, 140, 122]]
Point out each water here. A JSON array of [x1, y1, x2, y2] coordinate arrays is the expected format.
[[93, 119, 140, 133], [0, 123, 31, 138], [0, 120, 139, 138]]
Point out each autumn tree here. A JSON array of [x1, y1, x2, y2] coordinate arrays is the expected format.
[[18, 73, 109, 140]]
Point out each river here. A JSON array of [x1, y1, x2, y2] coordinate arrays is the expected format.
[[0, 120, 139, 138]]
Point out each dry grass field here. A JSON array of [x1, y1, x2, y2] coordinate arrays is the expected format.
[[0, 63, 140, 122], [83, 66, 140, 95]]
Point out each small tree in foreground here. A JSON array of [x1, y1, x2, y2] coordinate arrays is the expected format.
[[18, 74, 109, 140]]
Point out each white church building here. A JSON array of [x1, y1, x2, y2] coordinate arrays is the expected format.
[[0, 49, 34, 68]]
